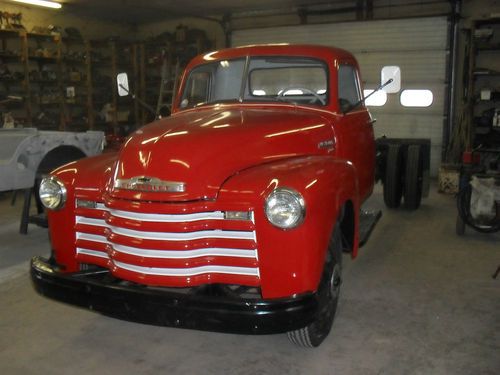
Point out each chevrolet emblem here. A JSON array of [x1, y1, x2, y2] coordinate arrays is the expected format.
[[114, 176, 186, 192]]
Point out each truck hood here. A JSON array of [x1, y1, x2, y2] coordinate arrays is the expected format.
[[110, 105, 334, 201]]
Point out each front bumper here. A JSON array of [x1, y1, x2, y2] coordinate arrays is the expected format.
[[30, 256, 318, 334]]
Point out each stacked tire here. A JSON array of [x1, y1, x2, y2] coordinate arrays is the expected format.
[[383, 144, 423, 210]]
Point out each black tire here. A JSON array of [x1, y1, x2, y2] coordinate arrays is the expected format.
[[37, 146, 86, 175], [287, 224, 342, 348], [403, 145, 424, 210], [383, 144, 404, 208]]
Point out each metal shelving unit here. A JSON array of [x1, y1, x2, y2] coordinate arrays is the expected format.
[[0, 30, 140, 134]]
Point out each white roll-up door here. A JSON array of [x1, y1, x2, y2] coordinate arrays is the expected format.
[[232, 17, 450, 176]]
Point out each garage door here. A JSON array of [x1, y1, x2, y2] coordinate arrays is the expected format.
[[232, 17, 450, 176]]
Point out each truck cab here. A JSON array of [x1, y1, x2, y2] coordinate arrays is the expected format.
[[31, 45, 377, 347]]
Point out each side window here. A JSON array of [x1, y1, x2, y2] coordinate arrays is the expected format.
[[338, 64, 361, 112], [180, 71, 211, 108], [400, 89, 433, 107]]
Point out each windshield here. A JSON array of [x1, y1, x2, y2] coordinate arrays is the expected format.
[[180, 56, 328, 109]]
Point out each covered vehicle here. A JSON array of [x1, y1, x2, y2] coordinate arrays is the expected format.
[[0, 128, 104, 192]]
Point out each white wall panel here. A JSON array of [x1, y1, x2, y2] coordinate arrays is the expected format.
[[368, 84, 447, 115], [232, 18, 448, 52], [356, 51, 447, 84], [373, 114, 443, 140], [232, 17, 449, 176]]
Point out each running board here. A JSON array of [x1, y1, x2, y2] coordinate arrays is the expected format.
[[359, 210, 382, 247]]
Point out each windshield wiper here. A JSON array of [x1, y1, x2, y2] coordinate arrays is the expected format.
[[343, 78, 393, 114]]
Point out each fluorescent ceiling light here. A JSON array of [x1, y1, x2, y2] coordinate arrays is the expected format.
[[11, 0, 62, 9]]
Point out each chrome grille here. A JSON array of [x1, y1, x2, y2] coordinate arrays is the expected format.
[[74, 201, 260, 286]]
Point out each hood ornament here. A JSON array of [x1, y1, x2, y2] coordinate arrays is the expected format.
[[114, 176, 186, 193]]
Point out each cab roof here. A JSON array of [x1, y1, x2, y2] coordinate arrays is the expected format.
[[187, 44, 357, 67]]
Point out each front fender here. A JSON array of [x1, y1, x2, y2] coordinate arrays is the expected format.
[[218, 156, 359, 299], [47, 153, 117, 272]]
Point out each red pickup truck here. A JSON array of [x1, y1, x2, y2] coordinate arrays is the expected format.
[[31, 44, 428, 347]]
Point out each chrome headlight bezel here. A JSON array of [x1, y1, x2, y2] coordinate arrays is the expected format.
[[264, 187, 305, 229], [39, 176, 67, 210]]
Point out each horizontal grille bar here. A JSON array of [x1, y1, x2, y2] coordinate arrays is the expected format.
[[76, 217, 107, 227], [114, 260, 260, 277], [77, 228, 254, 242], [111, 226, 255, 241], [76, 217, 256, 241], [76, 244, 257, 260], [77, 248, 108, 259], [111, 209, 225, 222], [94, 203, 227, 222], [77, 232, 107, 243], [112, 243, 257, 259]]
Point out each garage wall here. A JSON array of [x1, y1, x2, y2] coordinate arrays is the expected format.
[[137, 17, 225, 49], [229, 1, 451, 30], [231, 17, 449, 176], [0, 3, 133, 39]]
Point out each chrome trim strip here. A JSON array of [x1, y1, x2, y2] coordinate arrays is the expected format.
[[112, 243, 257, 259], [109, 209, 225, 222], [76, 248, 109, 259], [113, 260, 259, 277], [81, 203, 252, 224], [76, 221, 255, 241], [76, 216, 107, 227], [110, 226, 255, 241], [79, 206, 238, 223], [76, 232, 107, 243], [114, 176, 185, 193]]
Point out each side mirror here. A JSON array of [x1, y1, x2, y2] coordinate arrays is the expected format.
[[117, 73, 130, 97], [381, 66, 401, 94], [158, 105, 171, 118]]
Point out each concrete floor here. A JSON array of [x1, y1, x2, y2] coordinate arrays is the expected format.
[[0, 185, 498, 375]]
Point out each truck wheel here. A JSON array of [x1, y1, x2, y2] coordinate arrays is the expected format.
[[403, 145, 423, 210], [383, 144, 404, 208], [37, 146, 86, 175], [287, 224, 342, 347]]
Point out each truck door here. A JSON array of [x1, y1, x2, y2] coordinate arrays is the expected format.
[[336, 63, 375, 202]]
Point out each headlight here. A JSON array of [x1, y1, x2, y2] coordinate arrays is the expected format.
[[39, 176, 67, 210], [265, 188, 305, 229]]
